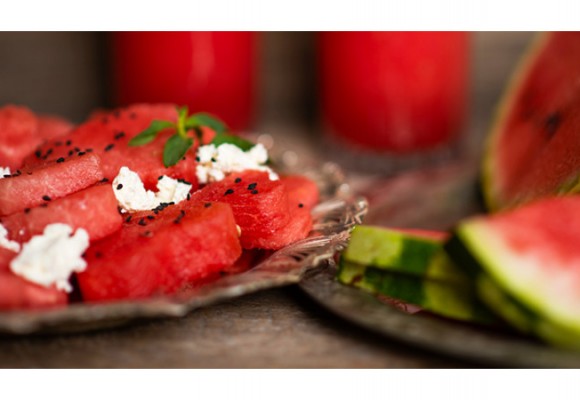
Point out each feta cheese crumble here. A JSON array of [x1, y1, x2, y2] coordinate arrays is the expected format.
[[0, 223, 20, 253], [113, 166, 192, 212], [10, 223, 89, 293], [196, 143, 278, 184], [0, 166, 10, 179]]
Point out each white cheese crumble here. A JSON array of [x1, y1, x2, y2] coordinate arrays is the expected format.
[[113, 166, 192, 212], [0, 223, 20, 253], [0, 166, 10, 179], [195, 143, 278, 184], [10, 223, 89, 293]]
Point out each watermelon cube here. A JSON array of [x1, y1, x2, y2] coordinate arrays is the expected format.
[[191, 170, 291, 249], [0, 152, 104, 216], [77, 201, 242, 301], [0, 248, 68, 310], [1, 184, 122, 243], [0, 105, 43, 170]]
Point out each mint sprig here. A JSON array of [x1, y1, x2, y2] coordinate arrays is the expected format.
[[128, 107, 232, 167]]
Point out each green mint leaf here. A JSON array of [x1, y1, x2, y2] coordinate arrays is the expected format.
[[163, 134, 193, 167], [129, 120, 175, 146], [185, 112, 228, 134], [211, 132, 255, 152]]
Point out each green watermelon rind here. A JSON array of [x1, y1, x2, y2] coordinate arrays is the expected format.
[[449, 223, 580, 349], [481, 32, 549, 212], [339, 259, 496, 325], [341, 225, 468, 285]]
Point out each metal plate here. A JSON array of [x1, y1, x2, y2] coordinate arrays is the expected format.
[[0, 162, 367, 335]]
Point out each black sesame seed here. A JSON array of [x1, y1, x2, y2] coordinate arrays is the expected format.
[[104, 144, 114, 152], [224, 189, 234, 196], [195, 157, 200, 162], [56, 157, 65, 163], [142, 230, 153, 237], [177, 178, 191, 185], [3, 174, 10, 178], [251, 190, 258, 195], [35, 150, 42, 158], [174, 210, 186, 224], [74, 147, 80, 152], [235, 177, 242, 183], [68, 150, 74, 157], [114, 131, 126, 140], [204, 202, 212, 208], [116, 183, 123, 190], [211, 157, 217, 162], [138, 218, 146, 226], [298, 203, 304, 208], [100, 178, 109, 183], [158, 176, 164, 180], [125, 216, 132, 223], [86, 148, 94, 153], [247, 182, 257, 190], [147, 215, 155, 220], [42, 195, 51, 201], [187, 193, 191, 201], [77, 151, 86, 156], [66, 140, 72, 146], [24, 208, 31, 214]]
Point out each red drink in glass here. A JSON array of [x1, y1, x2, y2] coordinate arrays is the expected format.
[[112, 32, 257, 131], [319, 32, 469, 160]]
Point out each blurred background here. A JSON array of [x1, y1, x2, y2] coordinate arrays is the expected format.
[[0, 32, 534, 163]]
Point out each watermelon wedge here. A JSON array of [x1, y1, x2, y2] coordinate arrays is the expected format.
[[0, 152, 104, 216], [445, 195, 580, 349], [482, 32, 580, 211], [1, 184, 122, 243], [77, 201, 242, 301]]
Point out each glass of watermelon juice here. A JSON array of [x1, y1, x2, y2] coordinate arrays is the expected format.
[[319, 32, 469, 173], [111, 32, 257, 131]]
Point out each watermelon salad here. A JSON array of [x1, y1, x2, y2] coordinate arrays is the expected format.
[[0, 103, 319, 310]]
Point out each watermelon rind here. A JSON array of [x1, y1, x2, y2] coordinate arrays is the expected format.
[[448, 221, 580, 349], [481, 32, 548, 212], [341, 225, 468, 285], [339, 259, 495, 325]]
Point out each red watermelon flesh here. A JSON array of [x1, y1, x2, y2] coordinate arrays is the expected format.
[[24, 103, 198, 190], [37, 115, 74, 141], [191, 170, 291, 249], [1, 184, 122, 243], [280, 175, 320, 210], [77, 201, 242, 302], [0, 248, 68, 310], [483, 32, 580, 210], [0, 105, 43, 170], [0, 152, 104, 217]]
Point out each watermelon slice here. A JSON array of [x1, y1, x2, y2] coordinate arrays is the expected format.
[[77, 201, 242, 301], [445, 196, 580, 349], [482, 32, 580, 211], [1, 184, 122, 243], [24, 103, 198, 190], [0, 153, 104, 216], [0, 105, 43, 170], [0, 248, 68, 310]]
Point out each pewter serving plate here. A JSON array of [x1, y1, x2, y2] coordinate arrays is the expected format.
[[0, 161, 367, 335], [299, 162, 580, 368]]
